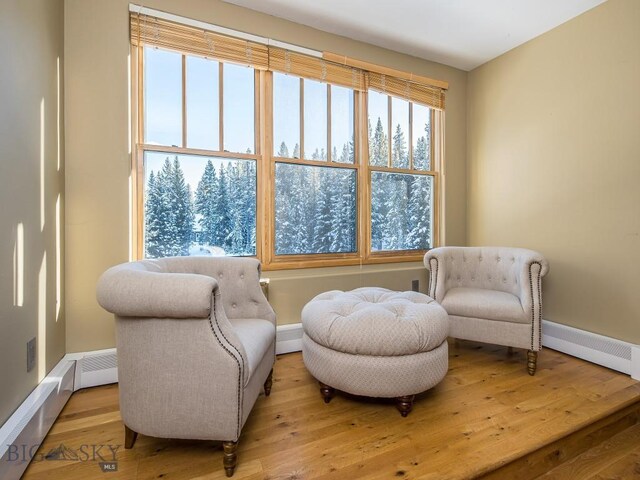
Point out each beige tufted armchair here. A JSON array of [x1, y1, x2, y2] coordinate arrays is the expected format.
[[96, 256, 276, 477], [425, 247, 549, 375]]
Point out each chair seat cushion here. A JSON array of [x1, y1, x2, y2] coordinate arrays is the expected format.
[[229, 318, 275, 379], [441, 287, 527, 324], [301, 287, 449, 356]]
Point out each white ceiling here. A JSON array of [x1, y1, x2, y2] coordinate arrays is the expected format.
[[223, 0, 606, 71]]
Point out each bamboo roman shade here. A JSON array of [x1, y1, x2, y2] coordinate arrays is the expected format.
[[130, 13, 269, 70], [369, 72, 445, 110], [268, 47, 366, 91], [130, 11, 445, 108]]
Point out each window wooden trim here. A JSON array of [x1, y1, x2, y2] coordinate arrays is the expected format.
[[133, 45, 443, 269]]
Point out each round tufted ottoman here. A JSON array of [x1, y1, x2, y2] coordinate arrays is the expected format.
[[301, 287, 449, 416]]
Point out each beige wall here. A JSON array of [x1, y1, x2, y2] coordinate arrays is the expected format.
[[0, 0, 65, 424], [467, 0, 640, 343], [64, 0, 467, 350]]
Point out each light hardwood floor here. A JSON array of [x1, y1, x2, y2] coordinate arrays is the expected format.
[[22, 340, 640, 479]]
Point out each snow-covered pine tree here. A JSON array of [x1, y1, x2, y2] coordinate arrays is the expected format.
[[312, 168, 333, 253], [371, 117, 388, 166], [239, 160, 257, 255], [424, 119, 431, 170], [370, 172, 391, 250], [339, 143, 349, 163], [168, 156, 194, 256], [274, 164, 291, 253], [278, 141, 290, 158], [330, 169, 356, 253], [392, 124, 409, 169], [216, 163, 232, 252], [413, 136, 428, 170], [144, 171, 164, 258], [194, 160, 218, 247], [384, 174, 409, 249], [293, 143, 300, 159], [406, 175, 431, 250]]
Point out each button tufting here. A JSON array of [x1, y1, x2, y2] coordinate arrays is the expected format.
[[232, 303, 237, 308], [240, 274, 244, 279]]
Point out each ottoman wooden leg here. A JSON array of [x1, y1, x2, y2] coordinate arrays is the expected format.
[[319, 382, 335, 403], [396, 395, 415, 417]]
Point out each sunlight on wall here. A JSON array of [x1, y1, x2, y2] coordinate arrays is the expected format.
[[57, 57, 61, 171], [38, 252, 47, 381], [128, 53, 133, 260], [40, 98, 45, 232], [13, 223, 24, 307], [56, 194, 61, 321]]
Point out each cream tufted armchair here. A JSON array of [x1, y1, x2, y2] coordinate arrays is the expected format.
[[425, 247, 549, 375], [96, 256, 276, 477]]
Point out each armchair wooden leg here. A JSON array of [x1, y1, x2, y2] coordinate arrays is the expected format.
[[507, 346, 514, 357], [396, 395, 415, 417], [319, 382, 335, 403], [124, 425, 138, 449], [223, 441, 238, 477], [527, 350, 538, 376], [264, 369, 273, 397]]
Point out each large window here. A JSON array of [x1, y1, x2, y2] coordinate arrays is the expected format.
[[133, 17, 445, 269], [271, 73, 358, 260], [140, 47, 258, 259], [367, 91, 435, 252]]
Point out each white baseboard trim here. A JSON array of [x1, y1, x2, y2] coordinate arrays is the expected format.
[[0, 357, 75, 480], [542, 320, 639, 378], [276, 323, 304, 355], [631, 346, 640, 381]]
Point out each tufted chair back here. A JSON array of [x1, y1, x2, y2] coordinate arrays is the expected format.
[[425, 246, 549, 304], [154, 256, 275, 323]]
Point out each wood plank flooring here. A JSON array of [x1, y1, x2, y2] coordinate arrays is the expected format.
[[21, 340, 640, 480]]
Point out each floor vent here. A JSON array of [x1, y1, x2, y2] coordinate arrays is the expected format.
[[542, 320, 637, 376], [73, 348, 118, 390], [276, 323, 304, 355]]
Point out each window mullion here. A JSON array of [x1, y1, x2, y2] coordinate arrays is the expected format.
[[299, 78, 304, 159], [327, 84, 332, 162], [219, 63, 224, 151], [181, 55, 187, 148], [409, 102, 413, 170], [387, 95, 392, 168]]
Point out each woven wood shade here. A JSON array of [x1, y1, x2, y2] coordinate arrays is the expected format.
[[268, 47, 365, 91], [369, 72, 445, 110], [130, 13, 269, 69], [130, 12, 445, 107]]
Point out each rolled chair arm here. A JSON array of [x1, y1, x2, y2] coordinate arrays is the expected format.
[[424, 249, 448, 303], [97, 262, 217, 319]]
